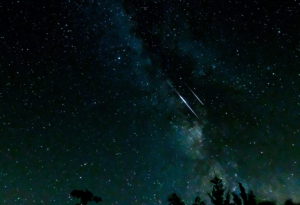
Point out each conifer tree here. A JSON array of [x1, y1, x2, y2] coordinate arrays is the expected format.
[[193, 196, 206, 205], [247, 191, 256, 205], [232, 193, 242, 205], [168, 193, 185, 205], [208, 176, 225, 205], [238, 183, 248, 205], [224, 192, 231, 205]]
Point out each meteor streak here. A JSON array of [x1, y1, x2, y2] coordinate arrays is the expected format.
[[177, 93, 199, 119], [167, 80, 199, 119], [186, 85, 204, 105]]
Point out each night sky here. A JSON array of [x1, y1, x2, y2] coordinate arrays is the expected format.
[[1, 0, 300, 204]]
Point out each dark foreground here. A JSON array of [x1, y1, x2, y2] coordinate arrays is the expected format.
[[70, 176, 299, 205]]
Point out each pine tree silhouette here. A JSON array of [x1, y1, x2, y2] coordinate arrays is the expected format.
[[257, 201, 276, 205], [238, 183, 248, 205], [193, 196, 206, 205], [163, 177, 300, 205], [285, 199, 300, 205], [68, 176, 300, 205], [70, 189, 102, 205], [168, 193, 185, 205], [236, 183, 257, 205], [208, 176, 226, 205], [247, 191, 256, 205], [224, 192, 231, 205], [232, 193, 242, 205]]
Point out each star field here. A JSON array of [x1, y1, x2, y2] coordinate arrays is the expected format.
[[0, 0, 299, 204]]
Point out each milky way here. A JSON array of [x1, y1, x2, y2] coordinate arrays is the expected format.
[[1, 0, 299, 204]]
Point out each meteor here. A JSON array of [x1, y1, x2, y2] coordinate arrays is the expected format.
[[167, 80, 199, 119], [177, 92, 199, 119], [186, 85, 204, 105]]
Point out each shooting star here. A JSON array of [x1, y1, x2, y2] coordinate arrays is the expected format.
[[186, 85, 204, 105], [167, 81, 199, 119]]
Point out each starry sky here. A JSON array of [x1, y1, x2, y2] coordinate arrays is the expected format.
[[1, 0, 300, 204]]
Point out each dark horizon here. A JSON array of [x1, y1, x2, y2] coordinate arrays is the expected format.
[[69, 176, 300, 205]]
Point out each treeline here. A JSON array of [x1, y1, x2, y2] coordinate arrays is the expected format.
[[70, 177, 299, 205], [167, 176, 299, 205]]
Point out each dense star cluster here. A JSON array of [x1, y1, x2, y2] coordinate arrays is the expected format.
[[0, 0, 299, 204]]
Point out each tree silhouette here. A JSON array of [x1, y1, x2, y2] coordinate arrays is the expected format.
[[238, 183, 248, 205], [235, 182, 257, 205], [232, 193, 242, 205], [224, 192, 231, 205], [208, 176, 226, 205], [285, 199, 300, 205], [247, 190, 256, 205], [68, 176, 300, 205], [193, 196, 206, 205], [70, 189, 102, 205], [257, 201, 276, 205], [168, 193, 185, 205]]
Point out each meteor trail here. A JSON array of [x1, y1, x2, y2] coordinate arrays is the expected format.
[[167, 80, 199, 119], [186, 85, 204, 105], [177, 93, 199, 119]]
